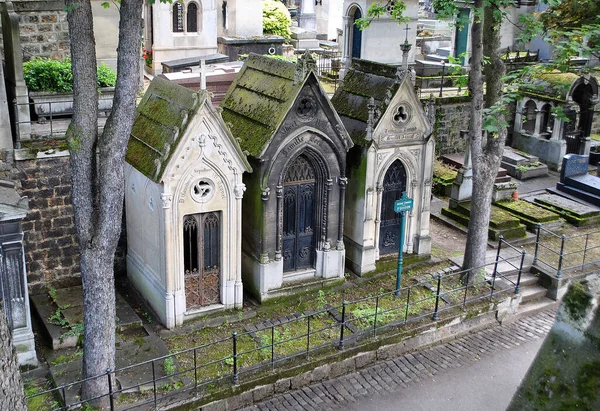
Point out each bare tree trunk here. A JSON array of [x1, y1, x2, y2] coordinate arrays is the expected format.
[[66, 0, 142, 406], [0, 311, 27, 411], [462, 1, 507, 279]]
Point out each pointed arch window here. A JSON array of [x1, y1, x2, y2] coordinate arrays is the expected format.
[[173, 2, 184, 32], [187, 2, 198, 32]]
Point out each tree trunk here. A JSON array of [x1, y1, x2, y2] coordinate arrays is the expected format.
[[0, 311, 27, 411], [66, 0, 143, 406], [462, 1, 507, 279]]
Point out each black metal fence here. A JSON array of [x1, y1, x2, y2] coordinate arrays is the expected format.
[[12, 98, 112, 147], [313, 50, 342, 92], [533, 224, 600, 278], [28, 236, 526, 410]]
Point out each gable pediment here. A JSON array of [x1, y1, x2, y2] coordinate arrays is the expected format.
[[374, 77, 432, 148]]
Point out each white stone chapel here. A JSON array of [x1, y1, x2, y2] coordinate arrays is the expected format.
[[124, 77, 251, 329]]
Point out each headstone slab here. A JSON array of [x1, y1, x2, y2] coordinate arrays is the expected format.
[[535, 193, 598, 216], [561, 154, 589, 181]]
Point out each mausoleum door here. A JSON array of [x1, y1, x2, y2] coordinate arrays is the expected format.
[[379, 160, 407, 255], [282, 155, 316, 272], [351, 8, 362, 59], [183, 212, 220, 309]]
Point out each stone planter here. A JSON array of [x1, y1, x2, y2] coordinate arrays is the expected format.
[[29, 87, 115, 119]]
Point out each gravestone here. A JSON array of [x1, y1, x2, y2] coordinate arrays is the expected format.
[[560, 154, 590, 180], [449, 131, 472, 208]]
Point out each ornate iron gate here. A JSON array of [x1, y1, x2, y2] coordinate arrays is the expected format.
[[283, 155, 316, 272], [183, 212, 220, 309], [379, 160, 407, 255]]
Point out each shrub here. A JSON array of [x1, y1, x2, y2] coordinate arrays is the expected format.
[[262, 0, 291, 42], [23, 58, 117, 92]]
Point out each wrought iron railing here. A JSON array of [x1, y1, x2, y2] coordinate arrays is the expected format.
[[27, 236, 525, 410], [533, 224, 600, 278]]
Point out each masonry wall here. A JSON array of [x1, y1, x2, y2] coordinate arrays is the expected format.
[[18, 11, 70, 61], [12, 155, 127, 294], [432, 100, 471, 155]]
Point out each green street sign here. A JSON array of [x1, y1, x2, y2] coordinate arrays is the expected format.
[[394, 193, 414, 213]]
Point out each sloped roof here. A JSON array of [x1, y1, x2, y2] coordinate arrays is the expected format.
[[220, 54, 305, 157], [520, 70, 582, 101], [331, 59, 401, 145], [126, 77, 204, 181]]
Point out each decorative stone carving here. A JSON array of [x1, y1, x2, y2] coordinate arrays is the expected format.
[[160, 193, 173, 208]]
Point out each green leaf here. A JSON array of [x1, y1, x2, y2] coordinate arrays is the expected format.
[[101, 2, 110, 8]]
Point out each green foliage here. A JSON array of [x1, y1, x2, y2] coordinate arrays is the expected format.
[[355, 1, 409, 30], [262, 0, 291, 41], [23, 58, 117, 92], [163, 356, 175, 375], [238, 53, 297, 63]]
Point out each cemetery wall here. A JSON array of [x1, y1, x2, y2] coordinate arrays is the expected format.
[[18, 11, 70, 61], [12, 155, 126, 294], [432, 99, 471, 155]]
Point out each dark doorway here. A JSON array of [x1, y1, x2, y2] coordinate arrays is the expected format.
[[183, 212, 220, 309], [283, 155, 316, 272], [379, 160, 407, 255], [351, 8, 362, 59]]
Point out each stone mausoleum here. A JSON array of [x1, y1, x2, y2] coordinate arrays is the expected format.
[[331, 59, 434, 275], [513, 72, 598, 171], [221, 53, 353, 301], [125, 77, 251, 329]]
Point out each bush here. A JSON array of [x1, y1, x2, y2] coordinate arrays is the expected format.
[[23, 58, 117, 92], [262, 0, 291, 42]]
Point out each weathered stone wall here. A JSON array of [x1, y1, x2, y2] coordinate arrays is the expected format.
[[432, 99, 471, 155], [12, 155, 127, 293], [18, 11, 70, 61], [13, 156, 79, 292]]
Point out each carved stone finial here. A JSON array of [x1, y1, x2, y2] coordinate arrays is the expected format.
[[366, 97, 376, 141], [294, 50, 317, 84]]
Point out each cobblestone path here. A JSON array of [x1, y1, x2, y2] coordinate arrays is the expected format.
[[241, 310, 556, 411]]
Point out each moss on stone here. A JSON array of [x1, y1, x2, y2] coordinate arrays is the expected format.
[[220, 54, 304, 157], [125, 76, 207, 181], [563, 281, 592, 322]]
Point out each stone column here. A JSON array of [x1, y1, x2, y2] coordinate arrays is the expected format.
[[298, 0, 317, 32], [337, 177, 347, 250], [275, 185, 283, 260], [1, 2, 31, 143]]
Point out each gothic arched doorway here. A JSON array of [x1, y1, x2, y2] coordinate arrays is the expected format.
[[379, 160, 407, 255], [351, 8, 362, 58], [283, 155, 316, 272], [183, 212, 220, 309]]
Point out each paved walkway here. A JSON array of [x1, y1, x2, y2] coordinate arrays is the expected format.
[[241, 309, 556, 411]]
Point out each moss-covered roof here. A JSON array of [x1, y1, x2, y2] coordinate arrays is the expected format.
[[126, 77, 205, 181], [520, 70, 581, 101], [330, 59, 401, 145], [220, 54, 304, 157]]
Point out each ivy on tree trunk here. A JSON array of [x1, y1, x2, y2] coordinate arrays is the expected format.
[[65, 0, 143, 406]]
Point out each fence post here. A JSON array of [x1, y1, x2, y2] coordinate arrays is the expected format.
[[232, 332, 238, 384], [339, 301, 346, 350], [306, 315, 311, 360], [193, 348, 198, 395], [433, 272, 442, 321], [106, 369, 114, 411], [462, 268, 470, 310], [271, 326, 275, 370], [533, 223, 541, 265], [557, 234, 566, 279], [152, 360, 157, 408], [515, 250, 526, 295], [373, 295, 379, 338], [582, 233, 589, 271]]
